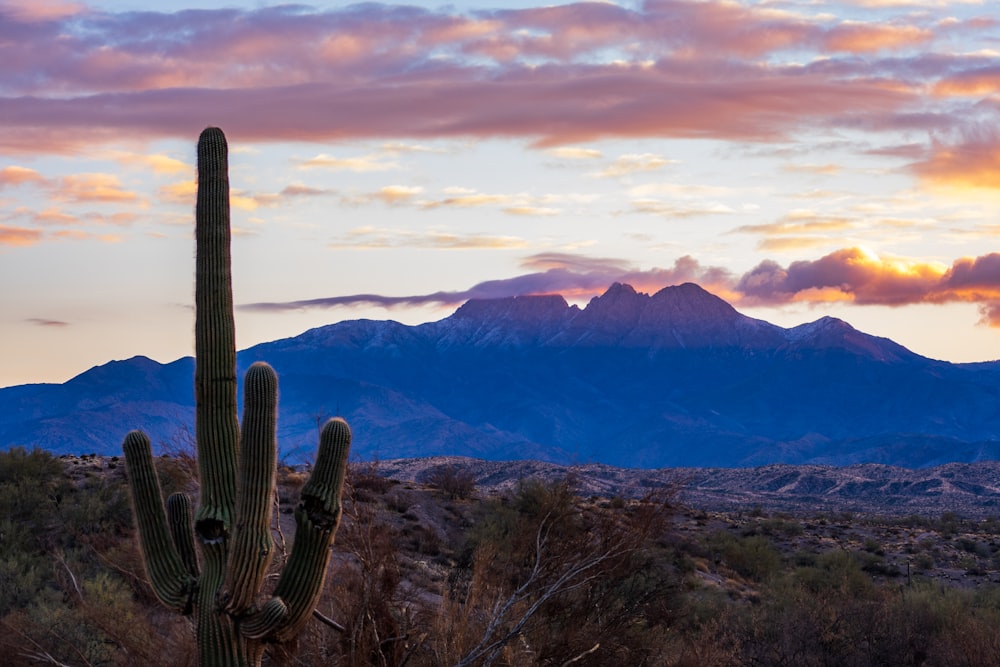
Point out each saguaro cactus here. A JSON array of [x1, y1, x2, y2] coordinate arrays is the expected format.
[[122, 127, 351, 667]]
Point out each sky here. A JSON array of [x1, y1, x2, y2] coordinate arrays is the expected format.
[[2, 0, 1000, 388]]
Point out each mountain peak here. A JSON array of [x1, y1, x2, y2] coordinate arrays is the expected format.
[[435, 294, 575, 348], [452, 293, 570, 323], [785, 316, 917, 362]]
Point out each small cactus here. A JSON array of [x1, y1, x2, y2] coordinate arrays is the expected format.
[[123, 127, 350, 667]]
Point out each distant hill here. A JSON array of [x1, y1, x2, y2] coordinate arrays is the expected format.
[[3, 282, 1000, 468]]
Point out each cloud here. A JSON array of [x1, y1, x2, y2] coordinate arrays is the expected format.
[[782, 163, 843, 176], [328, 226, 528, 250], [25, 317, 70, 327], [631, 199, 735, 218], [1, 0, 84, 22], [546, 147, 603, 160], [240, 247, 1000, 331], [0, 223, 42, 246], [159, 181, 196, 205], [0, 166, 46, 187], [735, 213, 856, 236], [977, 301, 1000, 328], [420, 191, 511, 209], [240, 253, 737, 312], [823, 23, 933, 53], [56, 173, 139, 204], [911, 134, 1000, 191], [297, 153, 399, 172], [0, 2, 953, 154], [598, 153, 674, 178], [734, 247, 1000, 309], [113, 152, 190, 175], [503, 206, 561, 216], [370, 185, 424, 206]]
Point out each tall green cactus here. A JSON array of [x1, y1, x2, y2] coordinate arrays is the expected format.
[[122, 127, 351, 667]]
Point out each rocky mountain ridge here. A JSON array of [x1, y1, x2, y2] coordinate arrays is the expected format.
[[3, 282, 999, 468]]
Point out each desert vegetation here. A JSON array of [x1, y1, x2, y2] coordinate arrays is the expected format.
[[7, 447, 1000, 665]]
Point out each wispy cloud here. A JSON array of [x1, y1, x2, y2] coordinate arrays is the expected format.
[[630, 199, 735, 218], [0, 223, 42, 246], [546, 146, 602, 160], [112, 152, 190, 176], [0, 166, 46, 187], [56, 173, 139, 204], [297, 153, 399, 172], [598, 153, 674, 178], [328, 226, 528, 250], [25, 317, 70, 327]]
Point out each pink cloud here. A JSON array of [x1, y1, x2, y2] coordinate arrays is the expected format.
[[0, 223, 42, 246], [0, 2, 978, 155], [0, 166, 45, 187], [823, 23, 933, 53], [1, 0, 84, 22]]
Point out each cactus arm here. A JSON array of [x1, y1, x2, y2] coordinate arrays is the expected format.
[[241, 598, 288, 640], [122, 430, 197, 614], [193, 126, 239, 539], [166, 493, 199, 578], [264, 418, 351, 643], [222, 362, 278, 615]]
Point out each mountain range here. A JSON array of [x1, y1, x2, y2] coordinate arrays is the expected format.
[[3, 282, 1000, 468]]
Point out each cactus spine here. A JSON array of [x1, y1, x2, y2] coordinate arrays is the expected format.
[[122, 127, 351, 667]]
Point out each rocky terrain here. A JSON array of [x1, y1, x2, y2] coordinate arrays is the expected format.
[[380, 456, 1000, 519], [29, 449, 1000, 666]]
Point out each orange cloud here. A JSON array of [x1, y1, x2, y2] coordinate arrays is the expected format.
[[933, 71, 1000, 98], [0, 166, 46, 187], [114, 152, 190, 176], [735, 247, 1000, 308], [298, 153, 399, 172], [159, 181, 196, 205], [823, 23, 932, 53], [32, 208, 80, 226], [57, 173, 139, 204], [372, 185, 423, 205], [0, 224, 42, 246], [912, 138, 1000, 190], [328, 226, 528, 250]]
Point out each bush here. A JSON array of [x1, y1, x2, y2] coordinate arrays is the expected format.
[[425, 465, 477, 500]]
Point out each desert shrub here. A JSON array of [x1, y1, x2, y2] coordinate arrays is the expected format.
[[756, 516, 803, 537], [913, 552, 935, 571], [706, 531, 782, 582], [349, 459, 393, 497], [425, 464, 477, 500], [794, 549, 874, 597], [433, 477, 678, 666]]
